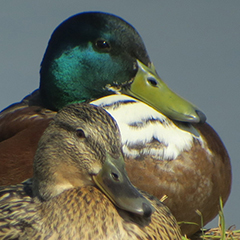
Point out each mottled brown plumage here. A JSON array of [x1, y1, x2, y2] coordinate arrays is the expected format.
[[0, 91, 231, 236], [0, 103, 182, 240]]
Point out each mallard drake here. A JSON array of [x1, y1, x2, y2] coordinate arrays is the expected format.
[[0, 12, 231, 236], [0, 103, 182, 239]]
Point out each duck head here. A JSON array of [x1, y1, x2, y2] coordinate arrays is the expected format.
[[40, 11, 205, 123], [33, 103, 154, 217]]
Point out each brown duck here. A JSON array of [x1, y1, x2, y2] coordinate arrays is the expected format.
[[0, 12, 231, 236], [0, 103, 182, 239]]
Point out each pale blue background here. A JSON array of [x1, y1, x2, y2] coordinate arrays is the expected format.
[[0, 1, 239, 230]]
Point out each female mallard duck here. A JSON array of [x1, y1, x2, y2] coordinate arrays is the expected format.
[[0, 103, 182, 239], [0, 12, 231, 236]]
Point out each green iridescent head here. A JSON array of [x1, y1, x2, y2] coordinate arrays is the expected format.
[[40, 12, 206, 123]]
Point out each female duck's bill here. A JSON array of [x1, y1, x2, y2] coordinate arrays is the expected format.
[[93, 153, 155, 217]]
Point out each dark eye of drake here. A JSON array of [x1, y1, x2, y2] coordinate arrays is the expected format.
[[95, 39, 111, 52], [76, 129, 85, 138]]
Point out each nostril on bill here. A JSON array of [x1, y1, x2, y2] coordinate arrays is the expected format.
[[147, 77, 158, 87]]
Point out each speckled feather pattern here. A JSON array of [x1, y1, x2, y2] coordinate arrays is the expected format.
[[0, 182, 181, 240], [0, 104, 182, 239]]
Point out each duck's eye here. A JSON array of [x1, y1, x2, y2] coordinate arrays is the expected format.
[[76, 129, 85, 138], [95, 39, 111, 52], [147, 77, 158, 87]]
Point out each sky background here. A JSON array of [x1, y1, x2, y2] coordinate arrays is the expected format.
[[0, 0, 239, 230]]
